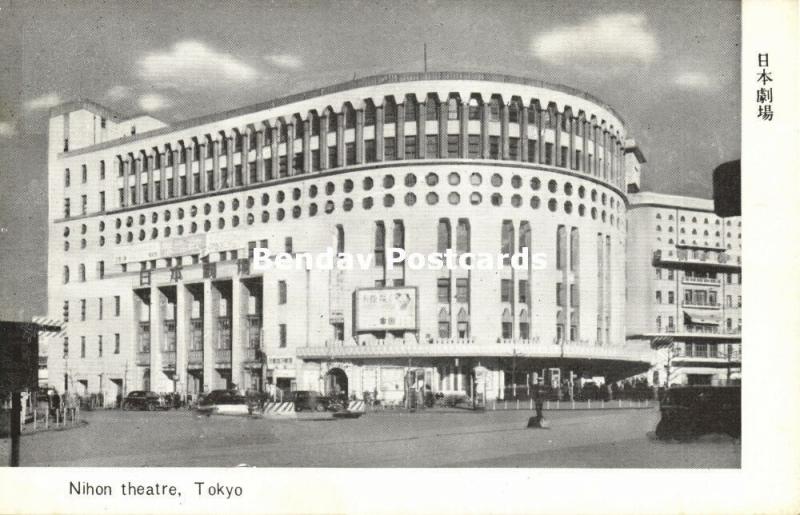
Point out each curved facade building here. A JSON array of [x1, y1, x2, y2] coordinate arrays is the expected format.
[[46, 72, 650, 403]]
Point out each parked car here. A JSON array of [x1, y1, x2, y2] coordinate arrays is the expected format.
[[122, 391, 167, 411], [655, 385, 740, 440], [292, 391, 330, 412], [196, 389, 248, 415]]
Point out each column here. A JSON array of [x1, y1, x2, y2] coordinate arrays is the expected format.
[[255, 129, 264, 182], [175, 284, 188, 396], [460, 102, 469, 159], [197, 143, 207, 193], [375, 105, 385, 161], [134, 157, 142, 205], [396, 104, 405, 160], [202, 280, 214, 393], [355, 109, 364, 165], [169, 149, 179, 198], [438, 101, 448, 159], [501, 103, 510, 160], [212, 138, 221, 191], [226, 135, 234, 187], [302, 119, 311, 173], [520, 105, 529, 162], [242, 128, 251, 186], [184, 145, 194, 196], [149, 286, 165, 391], [147, 153, 155, 202], [568, 116, 576, 170], [231, 279, 243, 389], [270, 127, 279, 179], [593, 125, 601, 177], [555, 112, 563, 167], [481, 103, 490, 159], [582, 120, 589, 173], [319, 114, 329, 170], [336, 112, 345, 167]]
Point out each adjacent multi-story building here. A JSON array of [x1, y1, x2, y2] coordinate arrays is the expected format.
[[46, 71, 655, 404], [627, 192, 742, 386]]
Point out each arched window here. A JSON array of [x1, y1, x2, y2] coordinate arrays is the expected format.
[[335, 225, 345, 254], [393, 221, 405, 252], [383, 97, 397, 124], [344, 103, 356, 129], [404, 94, 417, 121], [437, 219, 451, 254], [489, 96, 502, 122], [364, 101, 376, 126], [456, 219, 470, 253], [63, 266, 69, 284], [519, 309, 530, 339], [501, 308, 513, 339], [519, 222, 531, 252], [374, 222, 385, 267], [457, 308, 469, 338], [447, 96, 460, 120], [508, 99, 521, 123], [426, 94, 439, 121], [501, 221, 514, 263], [327, 109, 337, 132], [468, 96, 481, 120], [438, 308, 450, 338]]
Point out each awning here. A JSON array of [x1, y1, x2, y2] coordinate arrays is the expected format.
[[683, 312, 720, 326]]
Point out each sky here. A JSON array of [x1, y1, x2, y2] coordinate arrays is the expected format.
[[0, 0, 740, 321]]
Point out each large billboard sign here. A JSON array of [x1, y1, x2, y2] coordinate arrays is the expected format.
[[354, 287, 417, 332], [0, 323, 39, 393]]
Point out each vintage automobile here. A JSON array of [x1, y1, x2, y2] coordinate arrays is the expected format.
[[655, 385, 741, 440], [291, 391, 332, 412], [196, 389, 248, 415], [122, 391, 167, 411]]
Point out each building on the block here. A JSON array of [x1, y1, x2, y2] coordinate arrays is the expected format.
[[626, 192, 742, 387], [46, 72, 653, 404]]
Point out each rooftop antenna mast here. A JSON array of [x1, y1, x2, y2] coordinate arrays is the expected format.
[[424, 43, 428, 73]]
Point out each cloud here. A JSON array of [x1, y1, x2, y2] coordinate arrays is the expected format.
[[531, 13, 658, 65], [673, 72, 720, 92], [106, 85, 133, 101], [0, 121, 16, 137], [25, 93, 62, 111], [138, 40, 259, 89], [264, 54, 303, 69], [138, 93, 172, 112]]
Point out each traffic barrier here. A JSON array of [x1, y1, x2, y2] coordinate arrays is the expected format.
[[347, 401, 366, 413], [262, 402, 296, 418], [213, 404, 250, 416]]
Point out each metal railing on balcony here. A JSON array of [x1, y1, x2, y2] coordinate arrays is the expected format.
[[188, 349, 204, 366], [682, 301, 721, 309], [215, 349, 232, 365], [682, 275, 721, 285], [653, 249, 740, 269], [162, 351, 176, 368]]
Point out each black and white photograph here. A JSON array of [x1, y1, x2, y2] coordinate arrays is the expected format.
[[0, 0, 797, 513]]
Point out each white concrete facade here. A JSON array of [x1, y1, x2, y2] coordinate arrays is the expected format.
[[45, 72, 652, 404], [627, 192, 742, 387]]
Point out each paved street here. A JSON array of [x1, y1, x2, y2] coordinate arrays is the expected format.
[[1, 408, 739, 468]]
